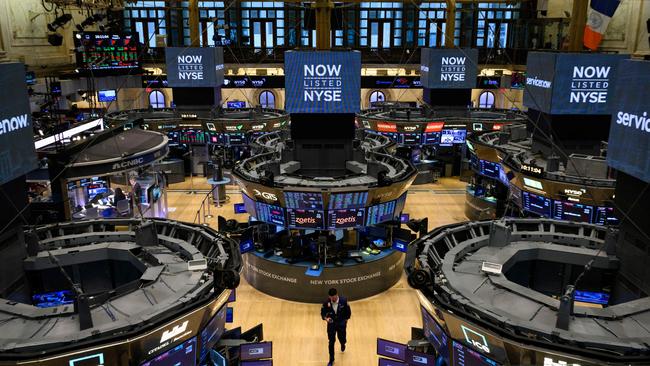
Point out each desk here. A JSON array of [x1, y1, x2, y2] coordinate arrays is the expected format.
[[207, 177, 231, 206], [72, 204, 117, 220]]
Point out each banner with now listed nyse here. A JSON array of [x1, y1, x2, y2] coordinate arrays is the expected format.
[[165, 47, 225, 88], [284, 51, 361, 114]]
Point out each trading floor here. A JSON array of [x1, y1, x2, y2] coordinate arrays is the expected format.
[[167, 177, 467, 366]]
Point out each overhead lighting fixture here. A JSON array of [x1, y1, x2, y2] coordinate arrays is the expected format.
[[47, 33, 64, 46], [47, 13, 72, 32], [76, 13, 105, 31]]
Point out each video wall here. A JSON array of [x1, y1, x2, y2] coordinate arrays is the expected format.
[[243, 192, 406, 230], [167, 130, 269, 146], [74, 32, 140, 72]]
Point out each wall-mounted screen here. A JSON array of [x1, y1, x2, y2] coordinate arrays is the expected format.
[[366, 200, 397, 226], [74, 32, 140, 71], [452, 341, 500, 366], [552, 201, 593, 223], [98, 89, 117, 102], [440, 129, 466, 146], [284, 191, 324, 210], [328, 191, 368, 209], [199, 306, 228, 362], [287, 209, 324, 229], [140, 337, 197, 366], [376, 338, 407, 361], [255, 202, 286, 226], [327, 208, 365, 229], [240, 342, 273, 361], [522, 191, 552, 217]]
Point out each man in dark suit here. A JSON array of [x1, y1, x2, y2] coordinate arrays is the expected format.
[[321, 288, 351, 365]]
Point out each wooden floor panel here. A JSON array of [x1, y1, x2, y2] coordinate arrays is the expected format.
[[166, 177, 467, 365]]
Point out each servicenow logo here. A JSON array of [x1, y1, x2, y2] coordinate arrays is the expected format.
[[0, 114, 29, 135], [616, 111, 650, 132], [526, 76, 552, 89]]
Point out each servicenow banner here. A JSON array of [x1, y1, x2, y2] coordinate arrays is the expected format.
[[284, 51, 361, 113], [0, 63, 37, 185], [420, 48, 478, 89], [607, 59, 650, 183], [165, 47, 224, 87], [523, 52, 628, 114]]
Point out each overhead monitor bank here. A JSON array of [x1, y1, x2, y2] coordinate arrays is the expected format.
[[284, 50, 361, 113], [0, 62, 37, 185], [608, 59, 650, 183], [523, 52, 628, 115]]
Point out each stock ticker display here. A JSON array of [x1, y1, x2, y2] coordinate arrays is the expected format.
[[287, 209, 325, 229], [74, 33, 140, 71], [284, 192, 324, 210], [327, 208, 366, 229], [328, 191, 368, 210]]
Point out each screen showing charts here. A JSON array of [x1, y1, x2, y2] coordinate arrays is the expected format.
[[377, 339, 407, 361], [240, 342, 272, 361], [284, 191, 324, 210], [452, 341, 499, 366], [227, 133, 246, 145], [595, 206, 619, 225], [287, 209, 324, 229], [74, 32, 140, 71], [478, 160, 500, 180], [552, 201, 593, 223], [440, 129, 466, 146], [180, 130, 206, 144], [424, 132, 441, 144], [521, 191, 551, 217], [366, 200, 397, 226], [328, 191, 368, 209], [199, 306, 228, 362], [405, 349, 436, 366], [421, 306, 449, 361], [403, 133, 422, 145], [255, 202, 286, 226], [140, 337, 197, 366], [328, 208, 365, 229], [97, 89, 117, 102]]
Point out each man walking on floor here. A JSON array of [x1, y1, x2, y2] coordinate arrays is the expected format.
[[321, 288, 351, 365]]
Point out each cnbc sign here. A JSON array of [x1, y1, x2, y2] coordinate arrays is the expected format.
[[165, 47, 224, 87], [523, 52, 628, 115], [607, 59, 650, 183], [420, 48, 478, 89], [284, 51, 361, 113]]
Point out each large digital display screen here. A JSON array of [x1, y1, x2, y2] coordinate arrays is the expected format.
[[329, 191, 368, 209], [366, 200, 397, 226], [522, 191, 552, 217], [327, 208, 365, 229], [255, 202, 286, 226], [403, 133, 422, 145], [98, 89, 117, 102], [165, 47, 225, 87], [377, 338, 407, 361], [287, 209, 324, 229], [424, 132, 440, 144], [607, 59, 650, 183], [420, 48, 478, 89], [523, 52, 628, 114], [440, 129, 467, 146], [478, 160, 500, 180], [0, 62, 37, 185], [199, 306, 227, 362], [452, 341, 499, 366], [552, 201, 593, 223], [140, 337, 197, 366], [74, 32, 140, 71], [240, 342, 272, 361], [284, 191, 324, 210], [595, 206, 619, 225], [405, 349, 436, 366], [284, 51, 361, 113], [421, 306, 449, 361]]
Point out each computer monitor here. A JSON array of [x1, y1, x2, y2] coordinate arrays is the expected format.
[[226, 307, 234, 323], [139, 337, 197, 366], [400, 213, 410, 223], [240, 238, 254, 254], [202, 350, 227, 366], [405, 348, 436, 366], [222, 327, 242, 340], [87, 186, 108, 201], [98, 89, 117, 102], [228, 289, 236, 302], [376, 338, 407, 361], [234, 203, 247, 214], [574, 290, 609, 305], [32, 290, 74, 308], [379, 358, 407, 366], [241, 324, 264, 342], [199, 306, 228, 362], [240, 342, 273, 361], [241, 361, 273, 366]]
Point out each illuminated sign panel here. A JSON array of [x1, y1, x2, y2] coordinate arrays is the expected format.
[[420, 48, 478, 89], [165, 47, 225, 87]]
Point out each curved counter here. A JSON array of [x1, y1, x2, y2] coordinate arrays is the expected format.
[[242, 249, 404, 303]]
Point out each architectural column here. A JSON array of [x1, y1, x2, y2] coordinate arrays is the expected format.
[[313, 0, 333, 50], [189, 0, 200, 46], [568, 0, 589, 51], [445, 0, 456, 48]]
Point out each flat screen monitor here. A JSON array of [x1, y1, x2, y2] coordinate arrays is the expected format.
[[50, 81, 62, 96], [552, 201, 593, 223], [405, 349, 437, 366], [394, 193, 407, 216], [392, 238, 408, 253], [74, 32, 140, 71], [478, 160, 500, 179], [284, 191, 324, 210], [234, 203, 247, 214], [424, 132, 440, 144], [521, 191, 551, 217], [440, 129, 466, 146], [26, 71, 36, 85], [87, 186, 108, 201], [228, 289, 236, 302], [226, 307, 234, 323], [403, 133, 422, 145], [32, 290, 74, 308], [376, 338, 407, 361], [255, 202, 286, 226], [452, 341, 499, 366], [510, 72, 525, 89], [199, 306, 228, 362], [243, 194, 257, 217], [366, 200, 397, 226], [208, 132, 226, 145], [327, 208, 365, 229], [240, 238, 254, 254], [240, 342, 272, 361], [498, 165, 510, 186], [379, 358, 407, 366], [227, 101, 246, 109], [328, 191, 368, 209], [180, 129, 206, 144], [380, 132, 400, 143], [227, 133, 246, 145], [241, 361, 273, 366], [167, 131, 180, 144], [97, 89, 117, 102], [203, 350, 227, 366], [140, 337, 197, 366], [574, 290, 610, 305], [421, 306, 449, 361], [241, 324, 264, 342], [287, 209, 324, 229], [400, 213, 410, 223]]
